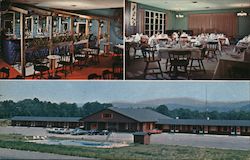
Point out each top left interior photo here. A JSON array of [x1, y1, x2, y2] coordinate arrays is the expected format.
[[0, 0, 124, 80]]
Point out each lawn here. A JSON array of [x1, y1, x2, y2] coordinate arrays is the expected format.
[[0, 134, 250, 160]]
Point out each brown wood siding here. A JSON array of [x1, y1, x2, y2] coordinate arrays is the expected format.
[[83, 109, 138, 123]]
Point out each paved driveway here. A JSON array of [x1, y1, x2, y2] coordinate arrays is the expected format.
[[151, 133, 250, 150]]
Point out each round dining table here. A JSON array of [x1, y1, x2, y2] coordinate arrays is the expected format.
[[47, 55, 61, 77]]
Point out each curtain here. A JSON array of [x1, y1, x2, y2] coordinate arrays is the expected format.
[[188, 13, 237, 38]]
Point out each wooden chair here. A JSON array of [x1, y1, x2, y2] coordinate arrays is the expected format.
[[32, 59, 50, 79], [168, 51, 191, 79], [141, 47, 163, 79], [130, 42, 142, 59], [112, 62, 123, 79], [206, 41, 220, 61], [88, 73, 102, 80], [190, 47, 206, 73], [0, 67, 10, 79], [57, 47, 72, 78], [89, 47, 100, 64], [102, 69, 114, 80], [74, 48, 89, 69], [219, 38, 228, 53]]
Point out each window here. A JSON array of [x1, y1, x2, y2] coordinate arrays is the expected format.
[[102, 113, 113, 119], [3, 12, 15, 35], [144, 10, 166, 36]]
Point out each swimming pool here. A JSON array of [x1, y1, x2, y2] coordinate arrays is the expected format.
[[29, 139, 128, 148]]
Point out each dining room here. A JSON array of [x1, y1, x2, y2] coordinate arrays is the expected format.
[[0, 0, 123, 80], [125, 0, 250, 80]]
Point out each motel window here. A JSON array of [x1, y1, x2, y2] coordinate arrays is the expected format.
[[144, 10, 166, 36], [102, 113, 113, 119]]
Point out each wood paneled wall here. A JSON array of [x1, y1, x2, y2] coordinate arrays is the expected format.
[[189, 13, 237, 37]]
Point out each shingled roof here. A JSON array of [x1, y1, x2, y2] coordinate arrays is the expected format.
[[11, 116, 82, 122], [157, 119, 250, 127], [108, 107, 171, 122]]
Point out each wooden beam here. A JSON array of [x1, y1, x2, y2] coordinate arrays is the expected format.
[[53, 9, 91, 19], [20, 13, 26, 77], [107, 19, 111, 52], [107, 19, 111, 43], [97, 20, 101, 48], [27, 7, 51, 16], [52, 9, 109, 21], [10, 6, 28, 15], [48, 16, 53, 55], [86, 19, 89, 48]]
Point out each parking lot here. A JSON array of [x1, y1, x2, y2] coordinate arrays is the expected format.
[[1, 126, 250, 150]]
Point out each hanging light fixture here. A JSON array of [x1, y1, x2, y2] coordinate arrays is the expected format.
[[176, 9, 184, 18], [89, 20, 92, 28], [237, 10, 248, 17], [100, 21, 104, 28], [176, 13, 184, 18], [237, 4, 248, 17]]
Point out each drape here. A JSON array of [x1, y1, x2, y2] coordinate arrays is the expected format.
[[188, 13, 237, 38]]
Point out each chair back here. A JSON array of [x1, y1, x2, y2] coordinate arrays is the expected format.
[[88, 73, 102, 80], [207, 41, 218, 50], [0, 67, 10, 79], [141, 47, 158, 62], [112, 62, 123, 79], [169, 51, 191, 62], [102, 70, 114, 79]]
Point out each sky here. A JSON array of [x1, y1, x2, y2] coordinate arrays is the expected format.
[[0, 81, 249, 103]]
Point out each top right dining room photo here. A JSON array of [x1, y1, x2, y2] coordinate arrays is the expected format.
[[125, 0, 250, 80]]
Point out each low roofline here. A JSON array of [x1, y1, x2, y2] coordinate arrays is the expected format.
[[157, 119, 250, 127]]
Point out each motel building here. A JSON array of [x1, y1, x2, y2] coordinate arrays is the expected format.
[[11, 108, 250, 136], [11, 116, 83, 128]]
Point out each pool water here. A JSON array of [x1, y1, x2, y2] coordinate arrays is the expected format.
[[32, 139, 113, 147]]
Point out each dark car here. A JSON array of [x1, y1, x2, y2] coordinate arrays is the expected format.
[[88, 129, 100, 135], [99, 130, 110, 135]]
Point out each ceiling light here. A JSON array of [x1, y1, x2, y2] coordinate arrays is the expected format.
[[176, 13, 184, 18], [237, 11, 248, 16]]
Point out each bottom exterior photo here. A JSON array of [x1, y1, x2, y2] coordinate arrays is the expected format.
[[0, 81, 250, 160]]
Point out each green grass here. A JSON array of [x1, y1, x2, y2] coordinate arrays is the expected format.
[[0, 134, 250, 160]]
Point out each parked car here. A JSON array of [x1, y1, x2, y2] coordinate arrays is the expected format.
[[88, 129, 100, 135], [99, 130, 110, 135], [148, 129, 162, 134], [71, 128, 89, 135], [47, 128, 72, 134]]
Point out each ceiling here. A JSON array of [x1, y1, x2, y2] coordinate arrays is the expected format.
[[130, 0, 250, 11], [11, 0, 123, 10]]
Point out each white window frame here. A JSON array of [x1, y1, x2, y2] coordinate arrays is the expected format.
[[144, 10, 166, 36], [3, 11, 15, 36]]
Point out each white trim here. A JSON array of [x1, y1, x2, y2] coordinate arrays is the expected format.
[[3, 11, 15, 36], [76, 22, 86, 34], [25, 16, 34, 38], [144, 10, 166, 36]]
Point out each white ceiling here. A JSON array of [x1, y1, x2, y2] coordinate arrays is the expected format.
[[11, 0, 123, 10], [130, 0, 250, 11]]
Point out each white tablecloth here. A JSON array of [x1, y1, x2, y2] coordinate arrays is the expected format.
[[158, 47, 201, 59]]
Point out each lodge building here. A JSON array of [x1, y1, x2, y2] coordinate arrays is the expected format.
[[82, 107, 171, 132], [11, 108, 250, 136]]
